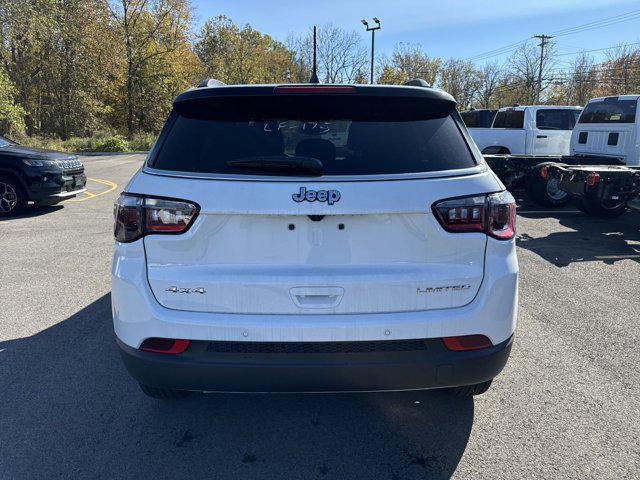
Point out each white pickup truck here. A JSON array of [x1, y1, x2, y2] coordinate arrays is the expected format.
[[470, 105, 582, 156], [570, 94, 640, 166]]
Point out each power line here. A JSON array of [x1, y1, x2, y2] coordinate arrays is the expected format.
[[466, 8, 640, 63], [466, 38, 530, 62], [556, 41, 640, 56], [549, 9, 640, 36]]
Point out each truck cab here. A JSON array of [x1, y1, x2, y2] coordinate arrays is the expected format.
[[460, 109, 497, 129], [570, 95, 639, 166], [470, 105, 582, 156]]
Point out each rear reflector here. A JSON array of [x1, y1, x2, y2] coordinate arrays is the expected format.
[[586, 172, 600, 187], [273, 85, 356, 94], [540, 166, 548, 179], [443, 335, 492, 351], [140, 338, 190, 354]]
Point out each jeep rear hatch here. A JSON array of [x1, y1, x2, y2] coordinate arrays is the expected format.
[[139, 86, 499, 314]]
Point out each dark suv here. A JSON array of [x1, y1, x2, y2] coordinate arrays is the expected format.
[[0, 136, 86, 216]]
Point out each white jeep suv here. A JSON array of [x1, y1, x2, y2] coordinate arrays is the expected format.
[[112, 83, 518, 398]]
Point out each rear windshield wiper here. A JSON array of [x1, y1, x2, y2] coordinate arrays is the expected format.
[[227, 156, 323, 176]]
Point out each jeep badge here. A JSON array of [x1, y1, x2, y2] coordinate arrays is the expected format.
[[292, 187, 341, 205]]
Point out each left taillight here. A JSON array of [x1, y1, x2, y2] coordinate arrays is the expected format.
[[114, 193, 199, 243], [432, 191, 516, 240]]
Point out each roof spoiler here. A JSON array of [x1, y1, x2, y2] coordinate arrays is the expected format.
[[404, 78, 430, 88], [197, 78, 226, 88]]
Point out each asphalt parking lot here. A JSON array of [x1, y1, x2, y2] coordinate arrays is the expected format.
[[1, 154, 639, 479]]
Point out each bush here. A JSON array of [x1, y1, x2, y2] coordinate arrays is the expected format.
[[94, 135, 130, 152], [15, 135, 65, 151], [128, 133, 156, 151], [11, 133, 155, 153]]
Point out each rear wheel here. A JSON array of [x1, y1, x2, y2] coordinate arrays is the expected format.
[[525, 164, 570, 208], [0, 176, 27, 216], [450, 380, 493, 397], [575, 197, 626, 218], [138, 383, 194, 399]]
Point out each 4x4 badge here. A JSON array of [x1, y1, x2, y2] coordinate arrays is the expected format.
[[166, 286, 206, 294], [292, 187, 341, 205]]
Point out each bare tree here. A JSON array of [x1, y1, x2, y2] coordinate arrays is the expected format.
[[476, 61, 502, 108], [600, 44, 640, 95], [317, 24, 367, 83], [563, 52, 597, 105], [288, 24, 367, 84], [438, 58, 481, 109], [507, 40, 555, 104], [285, 32, 312, 82]]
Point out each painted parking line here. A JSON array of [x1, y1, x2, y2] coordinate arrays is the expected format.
[[69, 178, 118, 202]]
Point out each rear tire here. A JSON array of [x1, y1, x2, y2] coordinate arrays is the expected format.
[[138, 383, 194, 399], [575, 197, 626, 218], [450, 380, 493, 397], [0, 175, 27, 216], [525, 163, 570, 208]]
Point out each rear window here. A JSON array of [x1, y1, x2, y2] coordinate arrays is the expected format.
[[151, 96, 476, 176], [461, 110, 496, 128], [461, 111, 480, 128], [492, 110, 524, 129], [578, 98, 637, 124], [536, 109, 580, 130]]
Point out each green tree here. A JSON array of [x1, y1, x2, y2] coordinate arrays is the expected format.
[[377, 43, 441, 86], [108, 0, 200, 136], [0, 67, 25, 136], [196, 16, 295, 84], [438, 58, 482, 109]]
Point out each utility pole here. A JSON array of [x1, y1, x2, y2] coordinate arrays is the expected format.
[[533, 34, 552, 103], [361, 18, 381, 84]]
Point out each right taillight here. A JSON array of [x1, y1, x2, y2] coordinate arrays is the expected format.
[[486, 191, 516, 240], [433, 191, 516, 240], [114, 193, 199, 243]]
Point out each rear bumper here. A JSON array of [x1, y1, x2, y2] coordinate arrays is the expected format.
[[111, 237, 519, 348], [117, 335, 513, 393]]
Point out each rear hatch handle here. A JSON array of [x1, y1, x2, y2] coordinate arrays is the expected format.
[[290, 287, 344, 309]]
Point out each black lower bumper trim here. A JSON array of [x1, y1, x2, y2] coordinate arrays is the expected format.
[[117, 335, 513, 393]]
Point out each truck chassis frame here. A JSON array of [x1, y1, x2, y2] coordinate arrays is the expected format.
[[484, 154, 625, 208]]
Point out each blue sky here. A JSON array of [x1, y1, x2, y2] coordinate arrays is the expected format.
[[192, 0, 640, 66]]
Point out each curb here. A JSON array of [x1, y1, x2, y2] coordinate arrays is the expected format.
[[75, 151, 149, 156]]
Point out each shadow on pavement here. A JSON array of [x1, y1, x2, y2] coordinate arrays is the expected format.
[[1, 204, 64, 221], [0, 294, 474, 480], [517, 211, 640, 267]]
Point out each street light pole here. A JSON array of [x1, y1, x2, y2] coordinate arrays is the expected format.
[[361, 18, 381, 84]]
